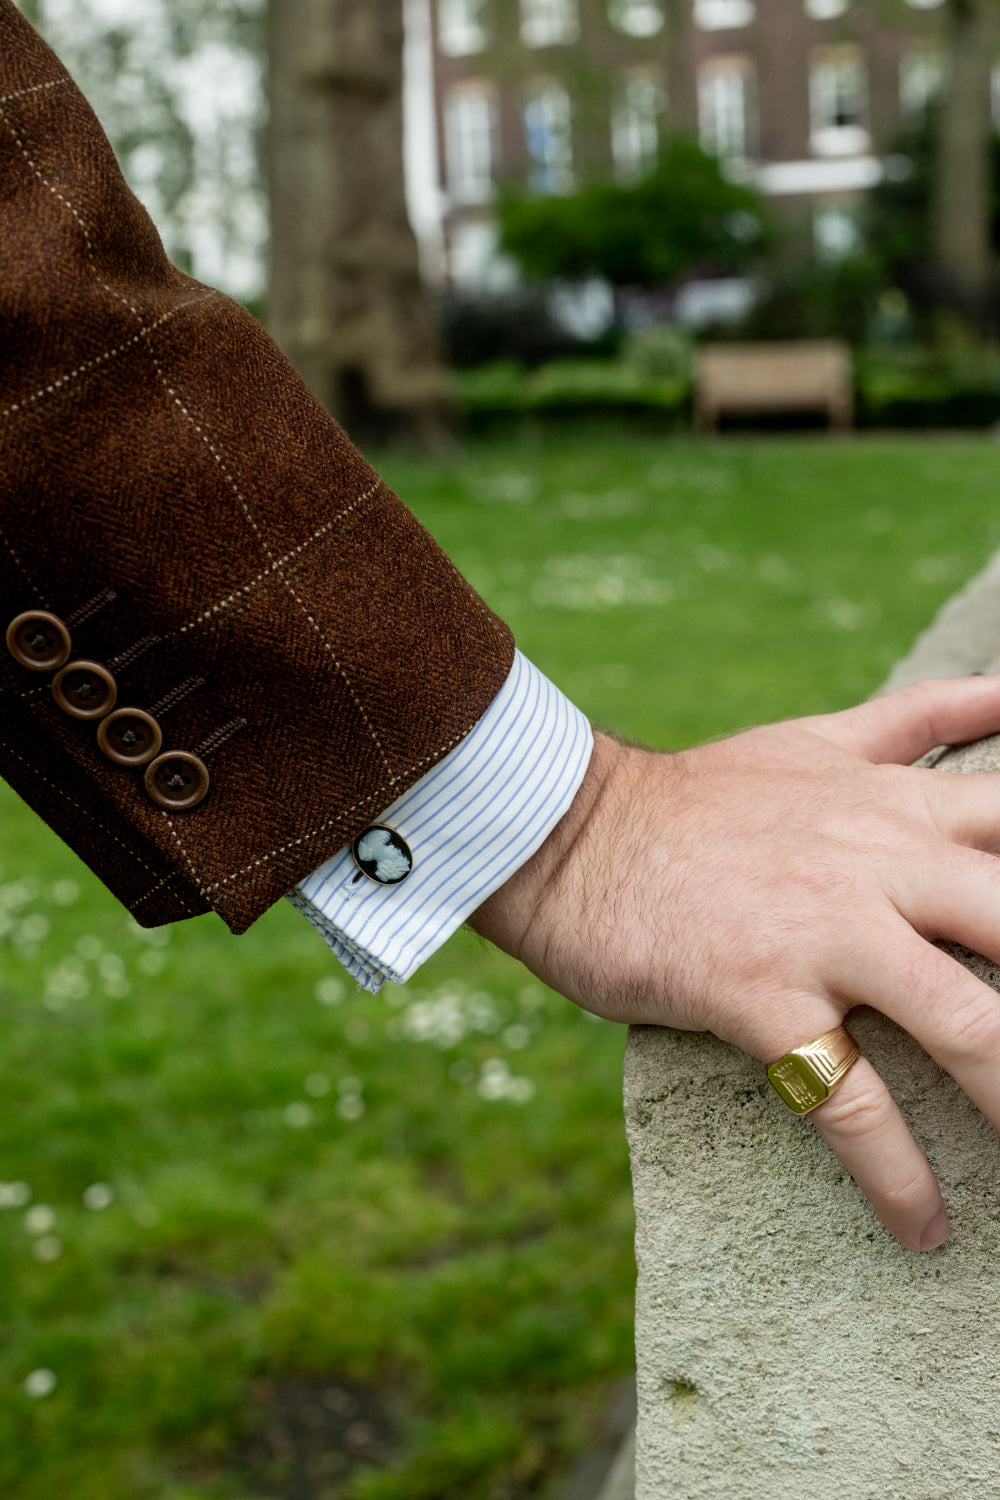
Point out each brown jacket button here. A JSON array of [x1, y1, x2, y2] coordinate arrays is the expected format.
[[97, 708, 163, 767], [144, 751, 210, 811], [6, 610, 72, 672], [52, 660, 117, 720]]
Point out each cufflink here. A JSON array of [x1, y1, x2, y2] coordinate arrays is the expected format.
[[351, 825, 413, 885]]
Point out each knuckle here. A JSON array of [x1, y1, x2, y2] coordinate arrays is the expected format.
[[938, 990, 1000, 1064], [895, 678, 942, 741], [880, 1168, 934, 1221], [815, 1077, 890, 1139]]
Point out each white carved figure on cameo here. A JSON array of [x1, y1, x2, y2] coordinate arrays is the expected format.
[[353, 826, 413, 885]]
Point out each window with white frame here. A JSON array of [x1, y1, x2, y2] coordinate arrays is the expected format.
[[804, 0, 849, 16], [813, 204, 860, 260], [694, 0, 755, 31], [809, 45, 869, 155], [521, 0, 580, 47], [444, 85, 497, 204], [523, 82, 574, 193], [698, 58, 755, 161], [609, 0, 665, 37], [438, 0, 490, 56], [899, 45, 944, 115], [612, 71, 666, 182]]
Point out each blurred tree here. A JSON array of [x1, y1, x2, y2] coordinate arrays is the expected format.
[[929, 0, 998, 318], [268, 0, 450, 442], [497, 139, 768, 290], [867, 109, 1000, 329], [18, 0, 266, 305]]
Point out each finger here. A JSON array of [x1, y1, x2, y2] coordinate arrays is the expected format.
[[809, 1058, 948, 1252], [915, 768, 1000, 853], [736, 993, 946, 1251], [898, 842, 1000, 947], [811, 676, 1000, 765], [842, 926, 1000, 1170]]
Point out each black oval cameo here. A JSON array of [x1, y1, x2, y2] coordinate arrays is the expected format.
[[351, 825, 413, 886]]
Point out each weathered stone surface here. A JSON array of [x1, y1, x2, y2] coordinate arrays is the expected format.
[[595, 1425, 636, 1500], [626, 549, 1000, 1500]]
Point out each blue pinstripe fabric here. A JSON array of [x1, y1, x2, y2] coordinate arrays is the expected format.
[[286, 652, 593, 993]]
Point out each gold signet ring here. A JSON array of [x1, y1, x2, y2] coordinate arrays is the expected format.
[[766, 1025, 861, 1115]]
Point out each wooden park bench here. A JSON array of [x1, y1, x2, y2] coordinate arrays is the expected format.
[[693, 339, 853, 432]]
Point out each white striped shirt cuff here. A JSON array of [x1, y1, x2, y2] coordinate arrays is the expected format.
[[286, 651, 593, 994]]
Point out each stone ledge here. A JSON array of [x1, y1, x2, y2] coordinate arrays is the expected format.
[[626, 548, 1000, 1498]]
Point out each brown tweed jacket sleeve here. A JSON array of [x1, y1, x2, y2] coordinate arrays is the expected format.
[[0, 2, 514, 934]]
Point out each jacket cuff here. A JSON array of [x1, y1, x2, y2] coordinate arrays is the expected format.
[[286, 652, 593, 992]]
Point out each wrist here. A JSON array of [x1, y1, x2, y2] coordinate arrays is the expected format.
[[468, 729, 627, 967]]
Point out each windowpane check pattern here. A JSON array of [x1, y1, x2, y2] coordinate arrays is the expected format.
[[612, 71, 666, 182], [899, 46, 943, 116], [698, 58, 754, 161], [524, 82, 574, 192], [693, 0, 756, 29], [521, 0, 580, 48], [444, 85, 497, 204], [810, 45, 869, 155], [609, 0, 665, 36], [438, 0, 490, 56]]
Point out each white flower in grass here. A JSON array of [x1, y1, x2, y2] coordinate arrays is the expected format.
[[503, 1024, 532, 1051], [24, 1369, 56, 1398], [75, 934, 102, 960], [0, 879, 37, 910], [466, 991, 501, 1034], [16, 912, 50, 949], [83, 1183, 115, 1211], [32, 1236, 62, 1262], [50, 879, 80, 907], [477, 1058, 535, 1104], [518, 985, 546, 1011], [136, 948, 167, 977], [284, 1102, 314, 1129], [336, 1077, 364, 1121], [0, 1181, 31, 1208], [25, 1205, 56, 1235], [315, 977, 345, 1006], [98, 953, 131, 998], [305, 1073, 330, 1097], [43, 958, 89, 1009]]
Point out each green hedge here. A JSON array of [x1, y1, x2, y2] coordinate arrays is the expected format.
[[455, 347, 1000, 430]]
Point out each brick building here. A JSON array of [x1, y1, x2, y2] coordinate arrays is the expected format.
[[405, 0, 966, 311]]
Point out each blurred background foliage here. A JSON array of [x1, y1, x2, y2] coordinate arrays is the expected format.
[[498, 140, 770, 287], [5, 433, 1000, 1498], [12, 0, 1000, 1494], [20, 0, 1000, 434]]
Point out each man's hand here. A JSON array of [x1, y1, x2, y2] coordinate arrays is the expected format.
[[471, 677, 1000, 1254]]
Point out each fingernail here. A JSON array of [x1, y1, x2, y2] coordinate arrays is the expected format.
[[919, 1208, 949, 1251]]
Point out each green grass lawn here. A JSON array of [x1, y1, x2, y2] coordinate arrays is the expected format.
[[2, 433, 999, 1500]]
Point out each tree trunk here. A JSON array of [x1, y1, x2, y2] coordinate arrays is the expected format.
[[930, 0, 997, 322], [267, 0, 450, 443]]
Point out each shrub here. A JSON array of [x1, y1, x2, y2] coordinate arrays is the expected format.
[[499, 138, 769, 288]]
